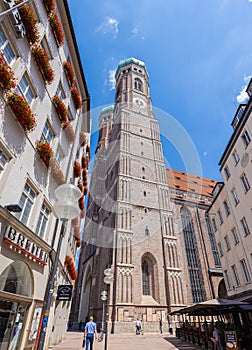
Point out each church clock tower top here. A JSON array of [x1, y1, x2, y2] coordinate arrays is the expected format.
[[115, 57, 149, 80]]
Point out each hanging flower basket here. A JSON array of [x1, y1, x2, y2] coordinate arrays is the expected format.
[[31, 44, 54, 84], [77, 181, 84, 193], [81, 155, 89, 169], [52, 95, 68, 123], [65, 255, 77, 280], [16, 0, 40, 44], [84, 187, 88, 196], [74, 160, 81, 178], [79, 195, 84, 210], [7, 92, 37, 132], [49, 11, 64, 47], [71, 86, 82, 110], [36, 140, 54, 168], [62, 121, 75, 143], [0, 54, 16, 93], [50, 157, 66, 184], [63, 61, 76, 87], [79, 131, 87, 147], [42, 0, 55, 13]]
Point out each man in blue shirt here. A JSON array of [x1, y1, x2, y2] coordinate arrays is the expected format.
[[84, 316, 97, 350]]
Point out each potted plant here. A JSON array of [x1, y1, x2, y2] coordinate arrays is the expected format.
[[31, 44, 54, 84], [71, 86, 82, 110], [50, 157, 66, 184], [63, 61, 76, 87], [36, 140, 54, 168], [49, 11, 64, 47], [0, 54, 16, 93], [62, 121, 75, 143], [42, 0, 55, 13], [52, 95, 68, 123], [7, 92, 37, 132], [74, 160, 81, 178], [16, 0, 39, 44]]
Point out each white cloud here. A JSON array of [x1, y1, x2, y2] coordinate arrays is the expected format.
[[131, 26, 145, 40], [104, 69, 116, 90], [96, 17, 119, 38], [236, 75, 251, 103], [203, 151, 208, 157]]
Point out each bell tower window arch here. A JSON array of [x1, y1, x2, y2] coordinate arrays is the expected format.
[[134, 78, 143, 92]]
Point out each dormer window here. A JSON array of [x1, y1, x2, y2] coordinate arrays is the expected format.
[[134, 78, 143, 91]]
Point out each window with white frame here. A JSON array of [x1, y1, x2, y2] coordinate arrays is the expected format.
[[56, 82, 65, 99], [0, 148, 10, 176], [231, 265, 240, 287], [35, 203, 50, 239], [224, 235, 231, 251], [241, 173, 250, 193], [231, 227, 239, 245], [232, 149, 240, 166], [231, 188, 239, 206], [240, 216, 250, 236], [224, 270, 231, 290], [223, 200, 230, 216], [55, 145, 64, 165], [224, 166, 230, 180], [16, 182, 36, 225], [41, 121, 53, 144], [240, 259, 251, 283], [0, 27, 15, 64], [217, 210, 223, 225], [241, 130, 251, 148], [17, 74, 35, 104]]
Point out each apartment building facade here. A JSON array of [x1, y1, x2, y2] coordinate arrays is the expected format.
[[0, 0, 90, 348], [208, 79, 252, 303]]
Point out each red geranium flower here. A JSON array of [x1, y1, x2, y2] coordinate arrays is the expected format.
[[7, 92, 37, 132], [62, 121, 75, 143], [49, 11, 64, 47], [42, 0, 56, 13], [63, 61, 76, 87], [36, 140, 54, 168], [53, 95, 68, 123], [0, 54, 16, 93], [71, 86, 82, 110], [16, 0, 40, 44], [32, 44, 54, 84]]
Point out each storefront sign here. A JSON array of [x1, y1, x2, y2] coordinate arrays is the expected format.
[[4, 226, 48, 265], [56, 285, 73, 301], [3, 0, 26, 37], [225, 331, 238, 349]]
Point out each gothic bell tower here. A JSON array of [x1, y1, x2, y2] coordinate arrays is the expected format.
[[79, 58, 183, 333]]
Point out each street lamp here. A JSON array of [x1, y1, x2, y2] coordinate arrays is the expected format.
[[37, 184, 82, 350], [103, 268, 114, 350]]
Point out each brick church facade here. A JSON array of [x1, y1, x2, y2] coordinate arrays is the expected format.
[[70, 58, 223, 332]]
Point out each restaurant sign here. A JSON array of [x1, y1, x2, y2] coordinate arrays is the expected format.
[[4, 226, 48, 265]]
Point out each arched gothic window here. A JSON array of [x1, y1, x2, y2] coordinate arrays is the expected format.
[[181, 207, 206, 303], [134, 78, 143, 91], [142, 260, 150, 295]]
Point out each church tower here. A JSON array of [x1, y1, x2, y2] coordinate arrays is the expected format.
[[77, 58, 185, 332]]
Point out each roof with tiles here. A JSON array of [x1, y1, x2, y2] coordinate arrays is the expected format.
[[166, 168, 217, 203]]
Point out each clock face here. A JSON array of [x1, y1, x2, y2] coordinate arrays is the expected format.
[[133, 98, 145, 107]]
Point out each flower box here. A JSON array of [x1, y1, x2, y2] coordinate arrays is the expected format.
[[84, 187, 88, 196], [36, 140, 54, 168], [74, 160, 81, 178], [63, 61, 76, 87], [79, 131, 87, 147], [71, 86, 82, 110], [16, 0, 39, 44], [62, 121, 75, 143], [7, 92, 37, 132], [81, 155, 89, 169], [50, 157, 66, 184], [31, 44, 54, 84], [77, 181, 84, 193], [79, 195, 84, 210], [49, 11, 64, 47], [0, 54, 16, 93], [53, 95, 68, 123], [65, 255, 77, 280], [42, 0, 55, 13]]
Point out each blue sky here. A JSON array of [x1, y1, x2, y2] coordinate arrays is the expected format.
[[68, 0, 252, 181]]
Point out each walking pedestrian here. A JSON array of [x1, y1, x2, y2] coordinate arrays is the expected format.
[[84, 316, 97, 350], [135, 318, 141, 335], [159, 318, 163, 334]]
